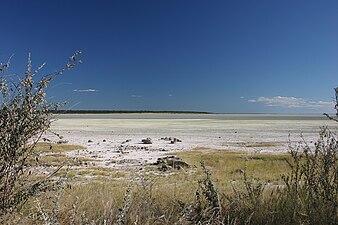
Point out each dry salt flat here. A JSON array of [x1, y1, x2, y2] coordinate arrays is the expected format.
[[44, 113, 334, 168]]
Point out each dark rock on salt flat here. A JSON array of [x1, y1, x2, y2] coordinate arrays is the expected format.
[[161, 137, 182, 144], [57, 140, 68, 144], [142, 138, 152, 144], [122, 139, 132, 144], [153, 156, 191, 171]]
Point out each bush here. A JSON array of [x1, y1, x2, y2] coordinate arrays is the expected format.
[[0, 52, 81, 217], [276, 126, 337, 225]]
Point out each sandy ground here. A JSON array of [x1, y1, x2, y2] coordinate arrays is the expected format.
[[43, 114, 335, 168]]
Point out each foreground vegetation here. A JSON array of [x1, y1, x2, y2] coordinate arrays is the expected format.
[[2, 130, 337, 225]]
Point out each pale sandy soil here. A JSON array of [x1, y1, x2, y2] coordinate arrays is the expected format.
[[43, 114, 335, 168]]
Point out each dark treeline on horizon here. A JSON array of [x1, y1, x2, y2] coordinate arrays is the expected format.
[[52, 110, 213, 114]]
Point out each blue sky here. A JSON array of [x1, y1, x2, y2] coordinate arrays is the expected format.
[[1, 0, 337, 113]]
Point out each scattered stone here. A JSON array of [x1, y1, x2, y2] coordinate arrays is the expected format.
[[103, 139, 106, 142], [57, 140, 68, 144], [88, 140, 93, 143], [161, 137, 182, 143], [142, 138, 152, 144], [122, 139, 132, 144], [170, 137, 182, 144], [114, 159, 137, 164]]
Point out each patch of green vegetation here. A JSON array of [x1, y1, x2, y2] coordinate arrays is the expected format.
[[190, 146, 210, 151], [244, 142, 280, 148], [56, 167, 126, 180], [33, 142, 85, 153], [78, 167, 126, 177], [37, 154, 94, 167]]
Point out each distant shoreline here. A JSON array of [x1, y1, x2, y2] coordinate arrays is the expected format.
[[52, 110, 327, 116], [53, 110, 213, 114]]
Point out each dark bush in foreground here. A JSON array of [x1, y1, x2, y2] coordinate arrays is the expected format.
[[0, 52, 81, 217]]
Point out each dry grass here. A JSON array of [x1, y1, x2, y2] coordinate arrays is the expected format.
[[44, 148, 292, 221], [175, 148, 290, 191]]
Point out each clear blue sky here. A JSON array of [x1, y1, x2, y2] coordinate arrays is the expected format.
[[1, 0, 337, 113]]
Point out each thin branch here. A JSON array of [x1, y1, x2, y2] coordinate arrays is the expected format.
[[323, 113, 338, 122]]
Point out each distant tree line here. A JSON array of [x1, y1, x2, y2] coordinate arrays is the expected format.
[[52, 110, 212, 114]]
